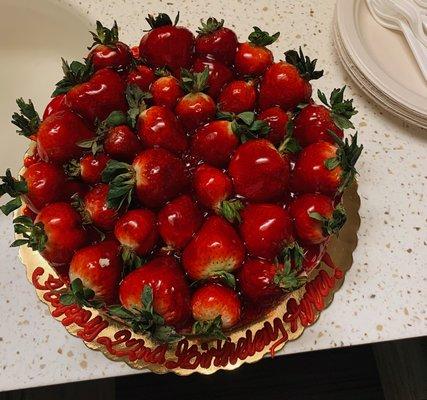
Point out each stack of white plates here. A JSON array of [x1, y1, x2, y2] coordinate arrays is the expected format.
[[334, 0, 427, 128]]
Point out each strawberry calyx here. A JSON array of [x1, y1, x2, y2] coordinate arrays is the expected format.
[[285, 46, 323, 81], [191, 270, 236, 290], [317, 86, 358, 130], [180, 67, 210, 93], [11, 98, 41, 138], [60, 278, 104, 309], [196, 17, 224, 36], [70, 194, 92, 225], [0, 169, 28, 215], [126, 84, 153, 128], [11, 215, 48, 252], [309, 204, 347, 236], [154, 67, 171, 77], [248, 26, 280, 47], [88, 20, 120, 50], [108, 285, 182, 343], [63, 159, 81, 179], [218, 111, 270, 143], [146, 12, 180, 29], [192, 315, 226, 340], [218, 199, 244, 224], [273, 262, 306, 292], [278, 241, 305, 270], [121, 246, 145, 277], [52, 58, 94, 97], [278, 121, 302, 154]]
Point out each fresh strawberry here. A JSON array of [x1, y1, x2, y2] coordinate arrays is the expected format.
[[293, 87, 358, 147], [195, 18, 238, 66], [240, 203, 293, 259], [42, 94, 68, 119], [289, 193, 346, 244], [0, 163, 65, 215], [62, 180, 89, 202], [158, 195, 202, 249], [182, 215, 245, 281], [102, 148, 188, 209], [259, 106, 290, 146], [150, 74, 184, 109], [191, 283, 241, 337], [218, 80, 256, 114], [139, 13, 194, 74], [193, 57, 233, 99], [65, 153, 110, 184], [175, 68, 216, 131], [292, 133, 363, 196], [65, 240, 122, 306], [23, 152, 40, 168], [104, 125, 143, 161], [259, 47, 323, 111], [229, 139, 290, 202], [126, 64, 155, 91], [87, 21, 132, 72], [11, 202, 87, 267], [235, 27, 279, 76]]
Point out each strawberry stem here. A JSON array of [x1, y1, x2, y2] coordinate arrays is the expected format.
[[284, 46, 323, 81], [146, 12, 179, 29], [11, 215, 48, 252], [192, 315, 226, 340], [180, 67, 210, 93], [309, 205, 347, 236], [121, 246, 145, 277], [11, 98, 41, 138], [88, 20, 120, 50], [125, 84, 152, 128], [273, 262, 306, 292], [52, 58, 94, 97], [278, 121, 301, 154], [248, 26, 280, 47], [60, 278, 104, 309], [196, 17, 224, 36], [0, 169, 28, 215], [227, 111, 270, 143], [218, 199, 244, 223]]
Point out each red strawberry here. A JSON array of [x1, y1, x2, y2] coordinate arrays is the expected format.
[[182, 215, 245, 281], [218, 80, 256, 114], [235, 27, 279, 76], [42, 94, 68, 119], [0, 163, 65, 215], [293, 87, 358, 147], [65, 153, 110, 184], [240, 203, 293, 259], [259, 47, 323, 111], [191, 283, 241, 334], [62, 180, 89, 202], [158, 195, 202, 249], [292, 133, 363, 196], [229, 139, 290, 202], [104, 125, 143, 162], [259, 106, 290, 146], [103, 148, 188, 209], [150, 74, 184, 109], [117, 255, 191, 328], [126, 64, 155, 91], [87, 21, 132, 72], [195, 18, 238, 66], [23, 152, 40, 168], [175, 68, 216, 131], [289, 193, 346, 244], [139, 13, 194, 74], [12, 202, 88, 267], [193, 57, 233, 99], [66, 240, 122, 305]]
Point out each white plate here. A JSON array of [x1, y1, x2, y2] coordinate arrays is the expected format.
[[334, 0, 427, 128]]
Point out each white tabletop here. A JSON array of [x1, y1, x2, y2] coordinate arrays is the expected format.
[[0, 0, 426, 392]]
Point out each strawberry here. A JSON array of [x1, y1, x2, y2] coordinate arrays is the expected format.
[[62, 180, 89, 202], [235, 27, 279, 76], [175, 68, 216, 131], [139, 13, 194, 74], [65, 240, 122, 306], [114, 209, 159, 269], [102, 148, 188, 209], [87, 21, 132, 72], [65, 153, 110, 184], [240, 203, 293, 259], [218, 80, 256, 114], [191, 283, 241, 337], [193, 165, 243, 223], [258, 106, 290, 146], [294, 87, 358, 147], [126, 64, 155, 91], [289, 193, 346, 244], [0, 162, 65, 215], [150, 73, 184, 109], [42, 94, 68, 119], [115, 255, 191, 330], [182, 215, 245, 281], [259, 47, 323, 111], [23, 152, 40, 168], [195, 18, 238, 66], [158, 195, 202, 249], [193, 57, 233, 99], [229, 139, 290, 202], [11, 202, 87, 267], [292, 133, 363, 196], [104, 125, 143, 161]]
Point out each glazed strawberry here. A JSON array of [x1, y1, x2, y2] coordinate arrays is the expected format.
[[193, 57, 233, 99], [293, 87, 358, 147], [12, 202, 87, 267], [240, 204, 293, 259], [195, 18, 238, 66], [259, 106, 290, 146], [235, 27, 279, 76], [116, 255, 191, 330], [175, 68, 216, 131], [192, 283, 241, 338], [229, 139, 290, 202], [65, 240, 122, 306], [150, 73, 184, 109], [259, 47, 323, 111], [158, 195, 202, 249], [289, 193, 346, 244], [87, 21, 132, 72], [126, 64, 155, 91], [193, 165, 243, 223], [292, 133, 363, 196], [0, 162, 65, 215], [65, 153, 110, 184], [42, 94, 68, 119], [218, 80, 256, 114], [102, 148, 188, 209], [114, 209, 159, 268], [182, 216, 245, 281], [139, 13, 194, 73]]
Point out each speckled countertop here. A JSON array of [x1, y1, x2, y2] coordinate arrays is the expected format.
[[0, 0, 426, 392]]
